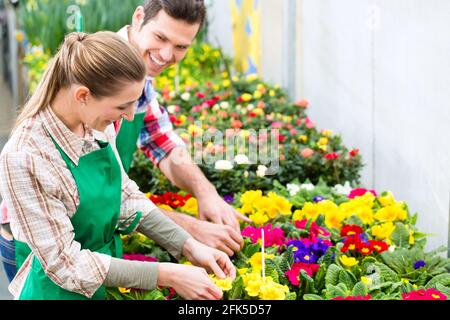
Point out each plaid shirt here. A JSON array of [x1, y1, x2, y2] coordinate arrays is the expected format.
[[115, 27, 185, 166], [0, 108, 157, 298]]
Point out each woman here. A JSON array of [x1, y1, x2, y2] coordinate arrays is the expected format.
[[0, 31, 234, 300]]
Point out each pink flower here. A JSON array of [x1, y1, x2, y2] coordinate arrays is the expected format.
[[402, 288, 447, 300], [271, 122, 283, 129], [241, 224, 285, 247], [296, 99, 309, 108], [191, 105, 202, 112], [305, 117, 315, 129], [196, 92, 206, 99], [348, 188, 377, 199], [285, 262, 320, 286], [301, 148, 314, 158]]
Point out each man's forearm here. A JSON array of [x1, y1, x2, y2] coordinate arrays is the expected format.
[[158, 147, 217, 198]]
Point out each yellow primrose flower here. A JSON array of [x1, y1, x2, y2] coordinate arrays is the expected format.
[[268, 192, 292, 216], [222, 72, 229, 78], [375, 204, 408, 222], [188, 124, 203, 136], [118, 287, 131, 294], [318, 137, 329, 147], [157, 204, 173, 212], [318, 200, 343, 229], [257, 84, 265, 91], [409, 231, 415, 245], [222, 79, 231, 88], [355, 206, 374, 225], [240, 190, 263, 212], [371, 222, 395, 240], [254, 90, 262, 99], [209, 275, 233, 291], [232, 76, 239, 82], [340, 255, 359, 268], [378, 192, 396, 207], [282, 116, 293, 123], [259, 281, 289, 300], [293, 202, 319, 221], [361, 276, 372, 285], [241, 93, 253, 102], [238, 268, 249, 275], [322, 129, 333, 137], [299, 135, 308, 143], [249, 211, 269, 226], [249, 252, 275, 271], [269, 90, 276, 97], [181, 198, 198, 216]]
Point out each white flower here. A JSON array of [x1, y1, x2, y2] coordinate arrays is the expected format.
[[300, 183, 315, 191], [212, 104, 220, 111], [244, 171, 249, 178], [167, 105, 177, 114], [287, 183, 301, 196], [215, 160, 233, 171], [220, 102, 229, 109], [234, 154, 250, 165], [247, 104, 255, 111], [333, 181, 353, 195], [169, 91, 176, 99], [181, 92, 191, 101], [256, 165, 268, 177]]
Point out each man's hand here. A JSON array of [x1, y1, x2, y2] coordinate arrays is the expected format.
[[197, 192, 252, 233]]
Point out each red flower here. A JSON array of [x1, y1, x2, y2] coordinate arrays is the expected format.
[[349, 149, 360, 157], [368, 240, 389, 253], [357, 243, 373, 255], [340, 236, 362, 252], [341, 225, 364, 237], [325, 153, 339, 160], [196, 92, 206, 99], [169, 115, 177, 124], [348, 188, 377, 199]]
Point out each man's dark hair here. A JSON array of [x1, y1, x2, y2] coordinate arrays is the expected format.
[[142, 0, 206, 29]]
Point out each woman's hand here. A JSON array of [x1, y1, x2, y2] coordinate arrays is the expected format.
[[157, 263, 223, 300], [182, 238, 236, 280]]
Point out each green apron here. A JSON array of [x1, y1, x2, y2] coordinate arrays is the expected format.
[[16, 133, 140, 300], [116, 112, 146, 173]]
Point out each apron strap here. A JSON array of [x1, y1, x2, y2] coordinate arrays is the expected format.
[[113, 211, 142, 258]]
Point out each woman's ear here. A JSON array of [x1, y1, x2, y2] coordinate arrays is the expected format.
[[74, 86, 91, 106]]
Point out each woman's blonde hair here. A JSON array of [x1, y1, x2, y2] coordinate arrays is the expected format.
[[14, 31, 146, 130]]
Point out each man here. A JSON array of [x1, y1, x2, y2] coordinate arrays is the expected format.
[[115, 0, 251, 256]]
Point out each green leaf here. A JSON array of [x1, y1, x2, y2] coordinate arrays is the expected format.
[[229, 276, 244, 300], [285, 292, 297, 300], [325, 264, 342, 286], [425, 273, 450, 289], [339, 270, 356, 290], [435, 283, 450, 297], [300, 269, 317, 294], [351, 281, 368, 297], [314, 264, 328, 291], [373, 262, 400, 283], [106, 289, 124, 300], [143, 290, 166, 300], [391, 222, 410, 248], [368, 281, 393, 292], [325, 284, 347, 299], [303, 294, 324, 300], [346, 215, 364, 227]]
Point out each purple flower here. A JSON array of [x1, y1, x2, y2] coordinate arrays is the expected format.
[[313, 196, 325, 203], [414, 260, 426, 269], [223, 194, 234, 204]]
